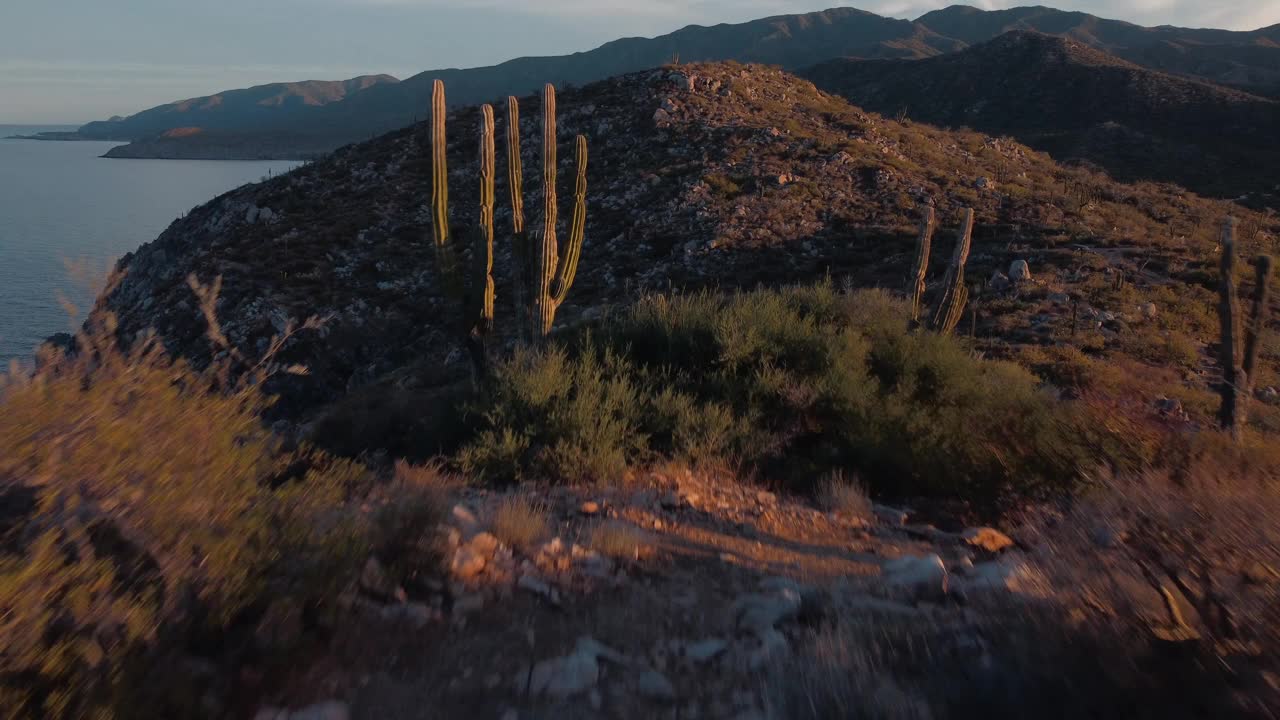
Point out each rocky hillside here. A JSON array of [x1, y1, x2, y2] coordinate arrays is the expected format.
[[95, 62, 1279, 423], [802, 31, 1280, 206]]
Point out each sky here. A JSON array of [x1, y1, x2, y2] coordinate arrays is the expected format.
[[4, 0, 1279, 124]]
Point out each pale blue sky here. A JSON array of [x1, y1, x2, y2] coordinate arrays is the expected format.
[[4, 0, 1279, 124]]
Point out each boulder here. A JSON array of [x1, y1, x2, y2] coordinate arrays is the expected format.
[[883, 554, 948, 601], [730, 587, 802, 634], [1009, 259, 1032, 282], [960, 527, 1015, 553], [637, 668, 677, 701], [451, 546, 486, 580]]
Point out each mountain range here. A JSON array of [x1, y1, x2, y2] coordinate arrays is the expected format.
[[44, 4, 1280, 202]]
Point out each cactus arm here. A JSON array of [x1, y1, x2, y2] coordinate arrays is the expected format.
[[1244, 254, 1273, 386], [907, 206, 936, 327], [551, 134, 588, 305], [507, 96, 532, 340], [472, 104, 496, 334]]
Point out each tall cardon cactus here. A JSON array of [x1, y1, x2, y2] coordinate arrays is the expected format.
[[907, 206, 936, 328], [1217, 216, 1273, 440], [929, 208, 975, 335]]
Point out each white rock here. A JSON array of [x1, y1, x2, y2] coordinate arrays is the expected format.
[[637, 668, 677, 701], [1009, 259, 1032, 282], [883, 554, 948, 601], [684, 638, 729, 663], [451, 504, 480, 534], [288, 701, 350, 720], [959, 557, 1052, 599], [747, 628, 789, 670], [730, 587, 802, 633], [530, 651, 599, 698], [872, 504, 909, 526]]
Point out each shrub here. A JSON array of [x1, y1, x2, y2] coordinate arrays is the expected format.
[[588, 521, 648, 561], [462, 282, 1096, 502], [0, 322, 372, 718], [490, 495, 551, 551], [817, 471, 872, 519]]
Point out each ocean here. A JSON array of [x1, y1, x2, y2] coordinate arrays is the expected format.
[[0, 125, 300, 366]]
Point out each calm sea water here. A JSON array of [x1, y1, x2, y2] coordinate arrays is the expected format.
[[0, 125, 300, 366]]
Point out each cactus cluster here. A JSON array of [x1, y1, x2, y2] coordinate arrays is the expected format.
[[1217, 217, 1273, 440], [907, 206, 975, 336], [430, 80, 589, 376]]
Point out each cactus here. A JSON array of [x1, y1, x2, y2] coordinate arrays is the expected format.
[[907, 206, 936, 328], [521, 84, 588, 340], [429, 79, 497, 378], [929, 208, 975, 335], [1217, 216, 1273, 439]]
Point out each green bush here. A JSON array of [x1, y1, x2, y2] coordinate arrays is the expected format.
[[460, 282, 1093, 500], [0, 328, 374, 719]]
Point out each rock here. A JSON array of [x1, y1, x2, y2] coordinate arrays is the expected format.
[[755, 490, 777, 506], [653, 108, 672, 124], [1048, 292, 1071, 304], [883, 554, 948, 601], [381, 602, 433, 628], [1154, 396, 1187, 420], [1009, 259, 1032, 282], [989, 271, 1011, 291], [469, 532, 500, 558], [637, 668, 677, 701], [872, 503, 909, 526], [245, 205, 261, 224], [730, 587, 802, 633], [518, 574, 561, 604], [359, 556, 396, 597], [580, 500, 601, 515], [1140, 302, 1158, 320], [539, 537, 565, 556], [975, 176, 991, 189], [1243, 561, 1278, 585], [684, 638, 729, 664], [453, 593, 485, 615], [959, 557, 1052, 598], [451, 546, 486, 580], [525, 636, 628, 699], [254, 598, 304, 652], [960, 527, 1015, 553], [288, 701, 350, 720], [451, 504, 480, 534], [747, 628, 789, 670]]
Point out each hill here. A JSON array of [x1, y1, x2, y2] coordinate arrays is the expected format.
[[81, 6, 1280, 163], [918, 4, 1280, 94], [801, 31, 1280, 206], [78, 75, 399, 143], [95, 62, 1279, 431]]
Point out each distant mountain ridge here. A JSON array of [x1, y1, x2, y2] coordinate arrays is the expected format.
[[77, 4, 1280, 164], [78, 75, 400, 141], [801, 31, 1280, 205]]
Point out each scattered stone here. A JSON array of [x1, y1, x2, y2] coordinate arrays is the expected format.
[[517, 573, 560, 604], [1009, 259, 1032, 282], [1048, 292, 1071, 304], [580, 500, 601, 515], [529, 650, 599, 699], [469, 532, 500, 558], [684, 638, 729, 664], [452, 593, 485, 615], [883, 554, 948, 601], [637, 668, 677, 701], [872, 504, 909, 526], [288, 701, 350, 720], [961, 527, 1015, 553], [756, 490, 777, 506], [1140, 302, 1158, 320], [975, 176, 991, 189], [731, 587, 802, 633], [989, 271, 1011, 291], [359, 557, 396, 597], [960, 557, 1052, 598], [451, 546, 486, 580], [451, 504, 480, 534]]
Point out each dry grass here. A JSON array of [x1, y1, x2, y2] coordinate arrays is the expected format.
[[816, 470, 872, 520], [588, 521, 648, 561], [490, 495, 551, 551]]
